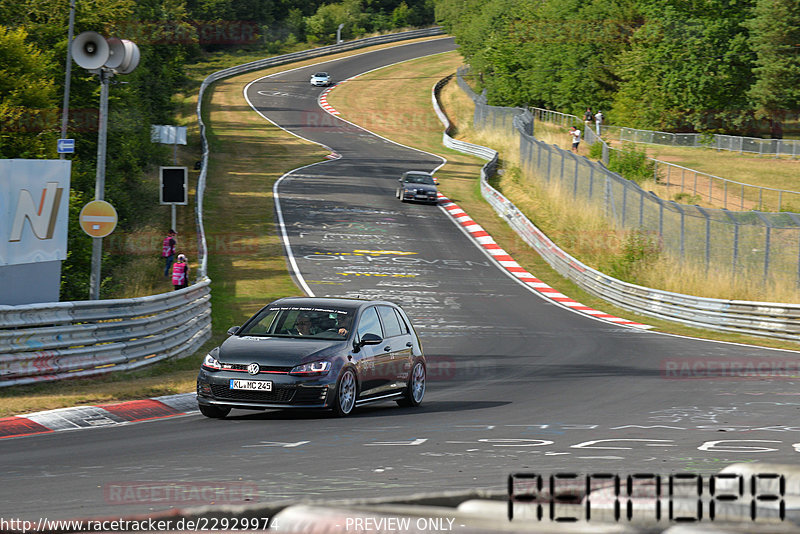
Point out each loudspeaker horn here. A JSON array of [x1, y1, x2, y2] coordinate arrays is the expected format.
[[71, 31, 109, 70], [104, 38, 140, 74]]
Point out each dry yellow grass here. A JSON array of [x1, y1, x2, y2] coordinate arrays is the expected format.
[[6, 41, 799, 418], [0, 38, 454, 418], [465, 119, 800, 302], [326, 53, 800, 348], [537, 122, 800, 212]]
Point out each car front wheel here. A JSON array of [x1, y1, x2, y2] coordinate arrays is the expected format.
[[397, 360, 425, 407], [332, 368, 358, 417], [199, 404, 231, 419]]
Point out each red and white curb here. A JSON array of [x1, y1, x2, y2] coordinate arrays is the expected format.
[[319, 83, 342, 115], [437, 194, 651, 329], [0, 393, 197, 440], [318, 74, 649, 329], [318, 73, 361, 115]]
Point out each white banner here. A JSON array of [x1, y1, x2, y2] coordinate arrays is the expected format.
[[0, 159, 71, 266], [151, 125, 187, 145]]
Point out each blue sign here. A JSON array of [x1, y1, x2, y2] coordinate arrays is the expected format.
[[57, 139, 75, 154]]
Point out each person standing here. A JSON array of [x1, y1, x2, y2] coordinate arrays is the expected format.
[[161, 229, 177, 277], [594, 110, 603, 136], [583, 107, 593, 129], [172, 253, 189, 290], [569, 126, 581, 153]]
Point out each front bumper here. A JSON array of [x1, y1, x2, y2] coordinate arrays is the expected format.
[[197, 369, 333, 410], [401, 189, 438, 204]]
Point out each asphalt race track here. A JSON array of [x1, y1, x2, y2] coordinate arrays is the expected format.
[[3, 37, 800, 522]]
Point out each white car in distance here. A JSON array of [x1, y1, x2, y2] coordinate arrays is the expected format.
[[310, 72, 332, 87]]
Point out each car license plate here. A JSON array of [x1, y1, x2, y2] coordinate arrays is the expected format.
[[230, 379, 272, 391], [415, 194, 428, 199]]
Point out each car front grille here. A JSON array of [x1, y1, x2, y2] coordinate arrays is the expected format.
[[222, 363, 292, 373], [211, 384, 296, 403]]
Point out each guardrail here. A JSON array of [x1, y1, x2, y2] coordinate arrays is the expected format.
[[523, 97, 800, 283], [0, 280, 211, 386], [434, 75, 800, 343], [0, 29, 445, 388], [195, 26, 444, 277]]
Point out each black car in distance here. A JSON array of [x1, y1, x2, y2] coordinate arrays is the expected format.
[[396, 171, 439, 204], [197, 297, 426, 418]]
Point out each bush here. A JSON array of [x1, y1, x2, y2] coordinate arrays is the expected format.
[[673, 192, 702, 204], [588, 141, 603, 160], [605, 229, 662, 280], [607, 143, 654, 184]]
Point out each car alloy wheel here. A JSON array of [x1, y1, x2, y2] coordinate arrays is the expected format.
[[397, 360, 425, 407], [333, 368, 357, 416]]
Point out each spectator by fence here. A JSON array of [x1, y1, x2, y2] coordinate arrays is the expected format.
[[457, 67, 800, 287]]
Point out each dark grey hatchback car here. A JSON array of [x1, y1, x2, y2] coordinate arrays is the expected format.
[[197, 297, 426, 418]]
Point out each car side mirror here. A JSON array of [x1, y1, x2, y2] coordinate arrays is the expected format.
[[359, 333, 383, 347], [227, 326, 240, 336]]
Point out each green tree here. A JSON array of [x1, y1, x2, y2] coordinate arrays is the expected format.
[[0, 26, 57, 159], [612, 1, 755, 132], [305, 0, 368, 43], [745, 0, 800, 128], [391, 2, 411, 28], [436, 0, 640, 112]]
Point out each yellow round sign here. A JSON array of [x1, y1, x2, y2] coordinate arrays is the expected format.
[[79, 200, 118, 238]]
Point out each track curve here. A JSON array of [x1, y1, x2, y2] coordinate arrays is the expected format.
[[2, 38, 800, 522]]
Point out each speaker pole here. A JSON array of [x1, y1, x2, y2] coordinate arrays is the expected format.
[[60, 0, 76, 161], [89, 69, 111, 300]]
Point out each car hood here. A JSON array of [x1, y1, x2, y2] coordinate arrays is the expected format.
[[404, 183, 436, 192], [219, 335, 347, 366]]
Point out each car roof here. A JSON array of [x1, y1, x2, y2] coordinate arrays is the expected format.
[[267, 296, 398, 311]]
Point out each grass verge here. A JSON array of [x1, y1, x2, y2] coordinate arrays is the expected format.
[[537, 120, 800, 212], [3, 40, 797, 418], [325, 51, 800, 352], [0, 37, 449, 418]]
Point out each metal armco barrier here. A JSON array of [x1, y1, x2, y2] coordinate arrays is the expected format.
[[196, 27, 445, 277], [433, 75, 800, 343], [0, 280, 211, 386], [0, 29, 445, 388]]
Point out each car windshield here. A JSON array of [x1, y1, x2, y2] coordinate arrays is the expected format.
[[313, 72, 328, 78], [404, 173, 435, 185], [238, 305, 353, 339]]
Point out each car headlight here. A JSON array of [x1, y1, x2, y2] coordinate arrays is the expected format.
[[202, 351, 222, 370], [289, 361, 331, 376]]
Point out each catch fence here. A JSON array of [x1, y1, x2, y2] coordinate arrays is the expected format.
[[530, 108, 800, 213], [459, 68, 800, 288]]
